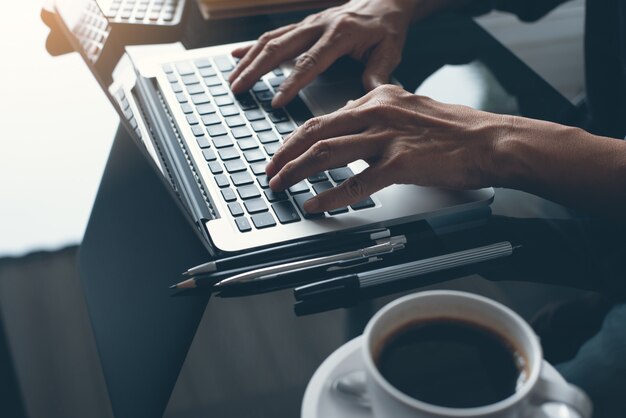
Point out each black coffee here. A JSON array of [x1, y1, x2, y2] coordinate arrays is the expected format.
[[376, 319, 524, 408]]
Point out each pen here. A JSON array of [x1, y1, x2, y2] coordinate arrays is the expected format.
[[173, 236, 406, 289], [294, 242, 519, 301], [182, 227, 391, 276]]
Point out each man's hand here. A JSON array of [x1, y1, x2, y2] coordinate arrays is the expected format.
[[228, 0, 417, 108], [265, 85, 503, 213]]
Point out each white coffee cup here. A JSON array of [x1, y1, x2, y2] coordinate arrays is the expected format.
[[360, 290, 592, 418]]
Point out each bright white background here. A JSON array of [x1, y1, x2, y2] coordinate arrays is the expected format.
[[0, 1, 117, 256]]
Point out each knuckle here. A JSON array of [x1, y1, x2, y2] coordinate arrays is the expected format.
[[258, 32, 273, 45], [310, 140, 332, 162], [302, 117, 323, 136], [343, 176, 367, 200], [332, 14, 357, 32], [295, 52, 319, 72], [264, 39, 282, 54]]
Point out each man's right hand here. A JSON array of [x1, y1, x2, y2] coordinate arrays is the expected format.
[[228, 0, 418, 108]]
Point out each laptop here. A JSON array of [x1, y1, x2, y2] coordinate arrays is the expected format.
[[51, 0, 494, 255]]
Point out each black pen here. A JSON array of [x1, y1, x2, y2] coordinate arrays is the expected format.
[[294, 242, 519, 301], [181, 227, 390, 276]]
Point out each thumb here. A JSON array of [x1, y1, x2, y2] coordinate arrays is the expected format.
[[362, 41, 402, 91]]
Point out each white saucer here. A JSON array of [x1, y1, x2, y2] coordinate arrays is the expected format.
[[301, 336, 567, 418]]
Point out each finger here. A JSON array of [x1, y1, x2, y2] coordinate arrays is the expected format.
[[231, 26, 319, 94], [228, 24, 298, 84], [265, 110, 367, 177], [272, 32, 352, 108], [231, 44, 253, 59], [304, 166, 389, 213], [362, 40, 402, 91], [269, 134, 381, 191]]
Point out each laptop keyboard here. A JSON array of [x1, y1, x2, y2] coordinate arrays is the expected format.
[[162, 54, 376, 232], [103, 0, 181, 24]]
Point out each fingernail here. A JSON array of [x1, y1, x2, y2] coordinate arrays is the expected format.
[[304, 198, 319, 213], [265, 160, 275, 176], [269, 174, 281, 190]]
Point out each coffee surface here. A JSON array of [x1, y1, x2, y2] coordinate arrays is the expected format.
[[377, 319, 522, 408]]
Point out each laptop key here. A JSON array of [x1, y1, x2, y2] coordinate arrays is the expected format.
[[219, 105, 240, 117], [197, 103, 216, 115], [237, 184, 261, 199], [288, 180, 309, 194], [199, 66, 217, 77], [218, 147, 240, 160], [228, 202, 244, 217], [207, 124, 227, 137], [175, 61, 195, 75], [275, 121, 295, 134], [235, 93, 258, 110], [167, 73, 178, 83], [258, 131, 279, 144], [203, 75, 221, 87], [202, 148, 217, 161], [162, 63, 174, 73], [244, 198, 268, 214], [208, 161, 223, 174], [194, 58, 212, 68], [264, 142, 281, 156], [221, 188, 236, 202], [254, 90, 274, 102], [293, 192, 324, 219], [196, 135, 211, 148], [191, 93, 210, 105], [251, 212, 276, 229], [186, 84, 205, 95], [256, 175, 270, 188], [214, 55, 234, 72], [180, 102, 193, 114], [272, 68, 284, 76], [268, 76, 285, 88], [237, 138, 258, 151], [264, 189, 288, 202], [176, 93, 187, 103], [214, 174, 230, 188], [201, 113, 221, 126], [329, 206, 349, 215], [231, 126, 252, 139], [224, 159, 247, 173], [209, 85, 228, 96], [215, 95, 234, 106], [251, 120, 271, 132], [244, 109, 265, 121], [250, 161, 268, 175], [351, 197, 375, 210], [235, 217, 252, 232], [307, 172, 328, 183], [285, 96, 313, 126], [272, 201, 301, 224], [186, 114, 199, 125], [191, 125, 205, 137], [225, 115, 245, 127], [252, 81, 269, 92], [244, 149, 266, 163], [312, 181, 333, 195], [212, 135, 234, 148], [329, 167, 354, 183], [231, 171, 253, 186], [268, 110, 289, 123], [171, 82, 183, 93], [181, 74, 200, 85]]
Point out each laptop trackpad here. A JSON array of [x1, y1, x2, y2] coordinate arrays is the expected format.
[[298, 59, 366, 116]]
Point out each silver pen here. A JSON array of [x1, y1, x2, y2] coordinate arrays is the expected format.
[[214, 236, 406, 287]]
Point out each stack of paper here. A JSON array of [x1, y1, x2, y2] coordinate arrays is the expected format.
[[199, 0, 345, 18]]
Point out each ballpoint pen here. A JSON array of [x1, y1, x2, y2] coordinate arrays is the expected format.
[[171, 236, 407, 289], [181, 227, 391, 277], [294, 242, 520, 301]]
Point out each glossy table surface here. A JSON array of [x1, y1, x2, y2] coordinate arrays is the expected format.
[[76, 6, 619, 418]]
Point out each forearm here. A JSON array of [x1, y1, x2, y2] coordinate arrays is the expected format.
[[492, 116, 626, 218]]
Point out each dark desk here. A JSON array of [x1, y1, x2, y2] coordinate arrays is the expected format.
[[77, 9, 625, 418]]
